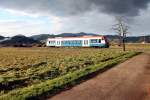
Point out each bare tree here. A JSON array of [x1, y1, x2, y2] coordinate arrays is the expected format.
[[112, 17, 129, 51]]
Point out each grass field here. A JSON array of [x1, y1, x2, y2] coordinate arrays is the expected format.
[[0, 46, 142, 100], [111, 43, 150, 52]]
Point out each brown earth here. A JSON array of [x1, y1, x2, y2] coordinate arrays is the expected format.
[[48, 53, 150, 100]]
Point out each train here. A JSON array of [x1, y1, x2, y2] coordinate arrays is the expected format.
[[46, 35, 109, 48]]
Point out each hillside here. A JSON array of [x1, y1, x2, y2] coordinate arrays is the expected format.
[[0, 35, 40, 47], [57, 32, 98, 37], [0, 36, 5, 40], [126, 36, 150, 43], [105, 35, 150, 43], [30, 34, 55, 42]]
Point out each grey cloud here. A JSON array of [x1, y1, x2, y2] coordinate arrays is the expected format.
[[0, 0, 150, 17], [0, 0, 92, 16], [91, 0, 150, 16]]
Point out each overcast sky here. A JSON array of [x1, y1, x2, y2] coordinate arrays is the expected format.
[[0, 0, 150, 36]]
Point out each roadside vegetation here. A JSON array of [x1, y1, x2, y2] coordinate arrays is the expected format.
[[0, 47, 140, 100]]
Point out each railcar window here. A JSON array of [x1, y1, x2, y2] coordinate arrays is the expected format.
[[49, 41, 55, 44], [91, 39, 101, 43], [62, 40, 82, 44], [98, 39, 101, 43], [86, 40, 88, 44], [78, 41, 80, 44]]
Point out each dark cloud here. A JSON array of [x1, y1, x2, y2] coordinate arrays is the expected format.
[[0, 0, 150, 17], [0, 0, 92, 16], [91, 0, 150, 16]]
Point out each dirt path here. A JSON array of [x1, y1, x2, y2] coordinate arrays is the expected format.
[[49, 53, 150, 100]]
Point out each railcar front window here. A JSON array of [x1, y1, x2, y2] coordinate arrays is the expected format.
[[91, 39, 101, 43]]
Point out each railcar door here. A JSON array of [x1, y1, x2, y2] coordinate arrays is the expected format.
[[56, 40, 61, 47], [83, 40, 89, 47]]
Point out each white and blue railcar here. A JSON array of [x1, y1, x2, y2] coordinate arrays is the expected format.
[[46, 36, 109, 48]]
